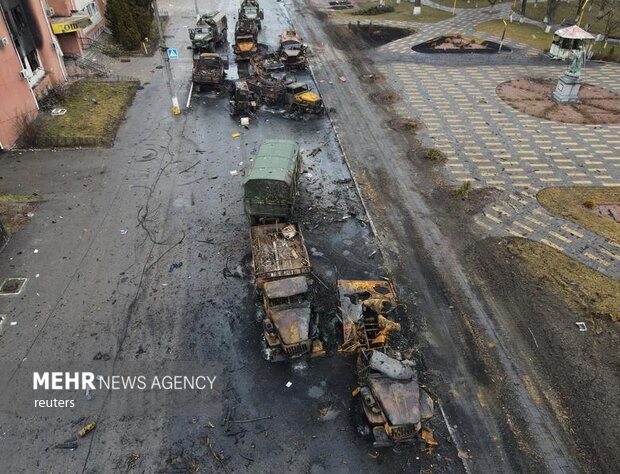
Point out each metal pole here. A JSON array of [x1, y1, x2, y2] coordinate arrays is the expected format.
[[194, 0, 199, 16], [152, 0, 180, 115]]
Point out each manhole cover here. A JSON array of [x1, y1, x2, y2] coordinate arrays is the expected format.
[[0, 278, 27, 295]]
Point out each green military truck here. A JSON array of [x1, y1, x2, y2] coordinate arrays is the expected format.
[[243, 139, 301, 222]]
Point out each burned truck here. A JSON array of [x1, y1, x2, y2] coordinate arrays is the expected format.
[[278, 30, 307, 69], [337, 280, 434, 447], [192, 53, 229, 92], [246, 76, 323, 114], [233, 19, 259, 61], [250, 53, 288, 81], [357, 349, 434, 447], [229, 80, 257, 116], [189, 11, 228, 52], [285, 82, 323, 115], [239, 0, 264, 30], [250, 223, 323, 361]]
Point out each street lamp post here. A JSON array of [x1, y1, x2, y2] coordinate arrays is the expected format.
[[152, 0, 180, 116]]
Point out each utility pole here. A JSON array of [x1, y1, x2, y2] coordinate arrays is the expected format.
[[194, 0, 199, 17], [152, 0, 180, 116]]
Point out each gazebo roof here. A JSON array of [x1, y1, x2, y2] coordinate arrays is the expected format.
[[554, 25, 595, 40]]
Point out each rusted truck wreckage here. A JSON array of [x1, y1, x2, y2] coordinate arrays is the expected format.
[[279, 30, 307, 69], [192, 53, 229, 92], [245, 75, 323, 114], [338, 280, 434, 447], [239, 0, 264, 30], [233, 19, 259, 61], [229, 80, 257, 116], [251, 223, 324, 361]]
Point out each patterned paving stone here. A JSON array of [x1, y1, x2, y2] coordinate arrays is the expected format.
[[377, 60, 620, 278]]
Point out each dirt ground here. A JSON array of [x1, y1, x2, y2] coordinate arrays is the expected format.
[[497, 79, 620, 124], [465, 237, 620, 473]]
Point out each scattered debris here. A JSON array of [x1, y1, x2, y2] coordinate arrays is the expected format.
[[119, 228, 128, 235], [54, 438, 78, 450], [576, 322, 587, 331], [228, 415, 272, 424], [168, 262, 183, 273], [51, 108, 67, 116], [93, 352, 111, 361], [281, 224, 297, 240], [285, 381, 292, 388], [231, 132, 241, 138], [420, 428, 439, 447], [78, 422, 96, 437]]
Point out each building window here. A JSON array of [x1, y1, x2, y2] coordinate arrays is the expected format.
[[84, 2, 99, 17], [4, 1, 45, 84]]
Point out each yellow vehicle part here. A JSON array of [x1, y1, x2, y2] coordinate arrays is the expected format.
[[237, 41, 256, 52], [296, 91, 321, 103]]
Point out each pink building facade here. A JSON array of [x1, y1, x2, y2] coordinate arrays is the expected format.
[[0, 0, 68, 149]]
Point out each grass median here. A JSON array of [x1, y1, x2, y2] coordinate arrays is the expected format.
[[537, 187, 620, 243], [0, 194, 41, 235], [38, 80, 138, 147], [333, 0, 454, 23], [475, 19, 553, 50]]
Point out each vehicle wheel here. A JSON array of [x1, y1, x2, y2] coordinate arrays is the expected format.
[[351, 396, 371, 439]]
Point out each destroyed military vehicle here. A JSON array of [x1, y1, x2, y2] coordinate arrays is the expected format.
[[246, 76, 323, 114], [278, 30, 307, 69], [250, 223, 323, 361], [357, 349, 434, 447], [243, 139, 301, 220], [337, 280, 434, 447], [189, 11, 228, 52], [285, 82, 323, 114], [229, 80, 257, 116], [233, 19, 259, 60], [192, 53, 229, 92], [239, 0, 264, 29], [250, 53, 288, 81]]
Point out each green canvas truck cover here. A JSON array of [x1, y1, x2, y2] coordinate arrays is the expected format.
[[244, 139, 300, 218]]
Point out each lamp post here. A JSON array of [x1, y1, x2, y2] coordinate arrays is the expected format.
[[152, 0, 180, 116]]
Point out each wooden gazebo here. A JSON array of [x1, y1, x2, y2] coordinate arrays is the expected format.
[[549, 25, 595, 60]]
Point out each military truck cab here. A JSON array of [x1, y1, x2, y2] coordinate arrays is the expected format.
[[189, 11, 228, 52], [239, 0, 264, 29]]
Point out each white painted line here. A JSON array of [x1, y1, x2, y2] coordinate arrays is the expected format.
[[186, 81, 194, 109]]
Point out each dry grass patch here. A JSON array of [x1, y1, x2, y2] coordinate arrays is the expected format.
[[538, 187, 620, 243], [0, 194, 41, 234], [507, 238, 619, 322]]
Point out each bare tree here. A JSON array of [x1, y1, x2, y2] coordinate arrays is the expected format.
[[575, 0, 587, 21], [544, 0, 562, 24], [520, 0, 527, 16], [601, 0, 620, 47]]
